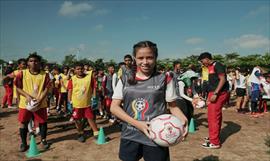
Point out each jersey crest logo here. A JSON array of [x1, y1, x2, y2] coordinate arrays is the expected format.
[[132, 98, 149, 120]]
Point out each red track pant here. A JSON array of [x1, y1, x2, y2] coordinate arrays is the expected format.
[[2, 85, 13, 106], [207, 91, 228, 145]]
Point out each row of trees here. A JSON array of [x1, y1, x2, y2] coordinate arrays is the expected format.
[[1, 52, 269, 72], [62, 52, 270, 72], [157, 52, 270, 71]]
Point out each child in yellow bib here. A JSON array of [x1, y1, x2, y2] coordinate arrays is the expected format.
[[67, 63, 99, 142], [16, 53, 51, 152], [58, 66, 70, 114]]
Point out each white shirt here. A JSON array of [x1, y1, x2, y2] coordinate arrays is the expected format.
[[261, 80, 270, 99], [112, 73, 118, 92], [235, 74, 246, 89]]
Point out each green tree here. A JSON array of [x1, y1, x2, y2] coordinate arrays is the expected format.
[[94, 58, 105, 70], [261, 52, 270, 67], [213, 54, 225, 64], [62, 54, 77, 66], [224, 52, 239, 65]]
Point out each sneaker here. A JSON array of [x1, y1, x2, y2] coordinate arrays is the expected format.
[[109, 118, 115, 124], [201, 142, 221, 149], [69, 117, 74, 122], [250, 112, 259, 118], [93, 131, 99, 140], [255, 112, 264, 116], [41, 139, 50, 150], [35, 127, 40, 135], [8, 106, 17, 109], [19, 143, 28, 152], [103, 115, 108, 119], [203, 137, 210, 142], [78, 134, 85, 143]]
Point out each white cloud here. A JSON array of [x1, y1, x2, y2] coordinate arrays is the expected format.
[[94, 24, 104, 31], [97, 40, 111, 47], [124, 15, 150, 22], [59, 1, 93, 17], [94, 9, 110, 15], [185, 37, 204, 45], [225, 34, 270, 49], [43, 47, 55, 52], [78, 44, 86, 51], [247, 6, 269, 17]]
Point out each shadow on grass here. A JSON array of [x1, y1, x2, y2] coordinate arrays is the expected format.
[[0, 109, 18, 118], [103, 123, 121, 135], [47, 115, 70, 124], [47, 133, 78, 144], [26, 159, 43, 161], [194, 155, 220, 161], [47, 123, 76, 136], [220, 121, 241, 144], [193, 112, 208, 129]]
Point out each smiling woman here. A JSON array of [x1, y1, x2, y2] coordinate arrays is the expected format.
[[110, 40, 188, 161]]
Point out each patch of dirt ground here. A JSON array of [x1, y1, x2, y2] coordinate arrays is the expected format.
[[0, 86, 270, 161]]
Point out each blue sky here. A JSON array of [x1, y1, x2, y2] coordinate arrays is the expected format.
[[1, 0, 269, 63]]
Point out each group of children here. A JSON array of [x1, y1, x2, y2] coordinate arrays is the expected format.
[[1, 52, 137, 152], [226, 66, 270, 117], [1, 49, 269, 156]]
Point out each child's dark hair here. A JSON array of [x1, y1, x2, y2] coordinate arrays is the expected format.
[[74, 62, 84, 68], [173, 61, 180, 68], [63, 66, 69, 71], [27, 52, 41, 62], [118, 62, 126, 67], [124, 54, 132, 60], [198, 52, 212, 61], [53, 66, 60, 71], [17, 58, 26, 65], [107, 64, 115, 68]]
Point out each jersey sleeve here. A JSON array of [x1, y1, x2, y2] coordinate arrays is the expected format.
[[43, 73, 52, 89], [91, 75, 96, 90], [15, 71, 23, 88], [214, 62, 226, 76], [112, 80, 123, 100], [165, 72, 178, 102], [67, 79, 73, 90]]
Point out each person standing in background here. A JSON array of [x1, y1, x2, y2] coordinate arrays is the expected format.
[[198, 52, 229, 149]]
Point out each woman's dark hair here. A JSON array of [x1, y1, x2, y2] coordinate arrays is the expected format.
[[132, 40, 158, 58]]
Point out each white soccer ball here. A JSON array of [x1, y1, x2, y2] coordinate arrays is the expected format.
[[195, 100, 205, 109], [149, 114, 184, 147], [26, 99, 38, 112]]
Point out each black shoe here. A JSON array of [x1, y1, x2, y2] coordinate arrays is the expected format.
[[41, 139, 50, 150], [19, 143, 28, 152], [201, 142, 221, 149], [78, 134, 85, 143]]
